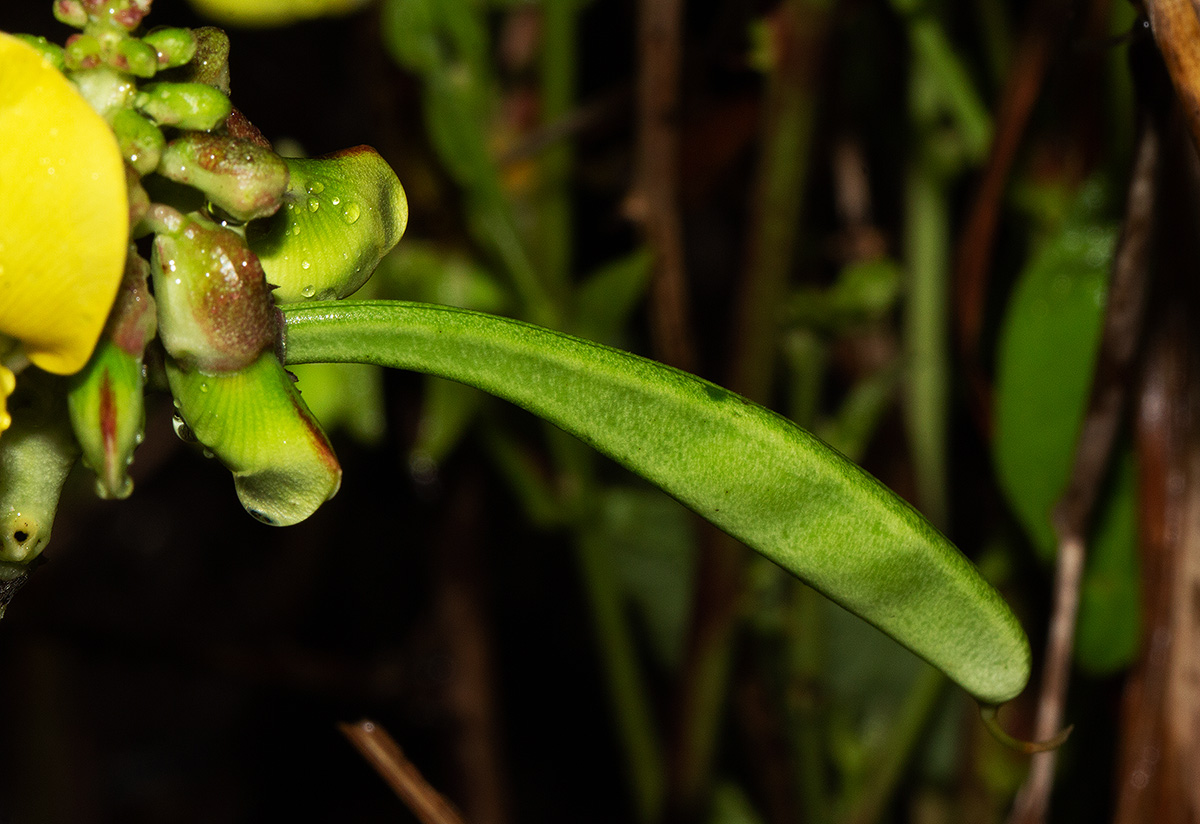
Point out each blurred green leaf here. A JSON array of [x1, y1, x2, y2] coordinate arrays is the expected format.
[[585, 486, 695, 670], [572, 248, 654, 345], [708, 781, 767, 824], [1075, 450, 1140, 674], [993, 186, 1115, 558]]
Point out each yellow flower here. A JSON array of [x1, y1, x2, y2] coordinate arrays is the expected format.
[[187, 0, 371, 27], [0, 32, 129, 435]]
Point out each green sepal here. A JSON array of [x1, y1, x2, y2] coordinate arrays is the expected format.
[[136, 81, 232, 131], [0, 374, 79, 572], [148, 208, 277, 373], [166, 352, 342, 527], [113, 108, 165, 176], [143, 27, 197, 69], [159, 133, 289, 222], [247, 147, 408, 302]]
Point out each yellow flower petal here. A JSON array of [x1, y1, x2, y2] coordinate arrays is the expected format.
[[0, 364, 13, 434], [187, 0, 371, 27], [0, 32, 128, 376]]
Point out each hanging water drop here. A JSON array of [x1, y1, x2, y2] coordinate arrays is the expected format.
[[301, 284, 315, 298], [171, 414, 197, 443], [342, 202, 361, 224]]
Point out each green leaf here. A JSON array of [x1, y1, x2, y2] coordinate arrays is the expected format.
[[1074, 450, 1140, 674], [993, 199, 1115, 557], [282, 301, 1031, 704], [585, 487, 696, 671]]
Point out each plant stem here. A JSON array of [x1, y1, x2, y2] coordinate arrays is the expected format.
[[902, 144, 950, 529], [538, 0, 578, 300]]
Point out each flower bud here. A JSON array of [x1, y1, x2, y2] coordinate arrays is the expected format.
[[53, 1, 88, 28], [167, 352, 342, 526], [150, 209, 277, 373], [64, 33, 103, 71], [113, 108, 165, 176], [67, 253, 156, 499], [159, 133, 289, 222], [143, 27, 197, 69], [82, 0, 152, 31], [136, 81, 232, 131], [112, 37, 158, 78], [247, 147, 408, 302], [0, 375, 79, 572], [174, 27, 230, 94], [12, 35, 65, 71]]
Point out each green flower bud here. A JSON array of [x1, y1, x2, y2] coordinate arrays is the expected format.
[[247, 147, 408, 302], [53, 1, 88, 29], [173, 27, 230, 95], [166, 351, 342, 526], [136, 81, 232, 131], [64, 33, 103, 71], [81, 0, 151, 31], [67, 341, 145, 499], [67, 253, 156, 499], [113, 108, 165, 176], [143, 27, 197, 69], [127, 165, 151, 229], [12, 35, 65, 72], [149, 209, 277, 373], [0, 374, 79, 575], [112, 37, 158, 78], [159, 133, 289, 222]]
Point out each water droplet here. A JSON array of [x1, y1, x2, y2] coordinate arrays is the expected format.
[[301, 260, 311, 270], [199, 382, 209, 393], [202, 448, 215, 459], [302, 284, 315, 297], [292, 224, 302, 236], [307, 197, 320, 212], [331, 196, 341, 206], [308, 181, 325, 194], [342, 203, 361, 224], [171, 414, 197, 443]]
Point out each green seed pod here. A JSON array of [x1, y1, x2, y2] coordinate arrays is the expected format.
[[12, 35, 65, 72], [143, 27, 197, 69], [0, 374, 79, 575], [247, 147, 408, 302], [149, 209, 277, 373], [136, 82, 232, 131], [113, 108, 165, 176], [64, 33, 103, 71], [173, 27, 230, 95], [67, 252, 156, 499], [159, 133, 289, 222], [53, 1, 88, 28], [166, 351, 342, 526], [111, 37, 158, 78]]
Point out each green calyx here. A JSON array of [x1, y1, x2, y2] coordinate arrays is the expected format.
[[248, 148, 408, 302], [159, 133, 289, 222], [167, 351, 342, 527], [149, 208, 278, 373]]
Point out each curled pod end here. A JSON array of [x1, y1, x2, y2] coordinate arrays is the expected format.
[[978, 704, 1074, 754], [167, 350, 341, 527]]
